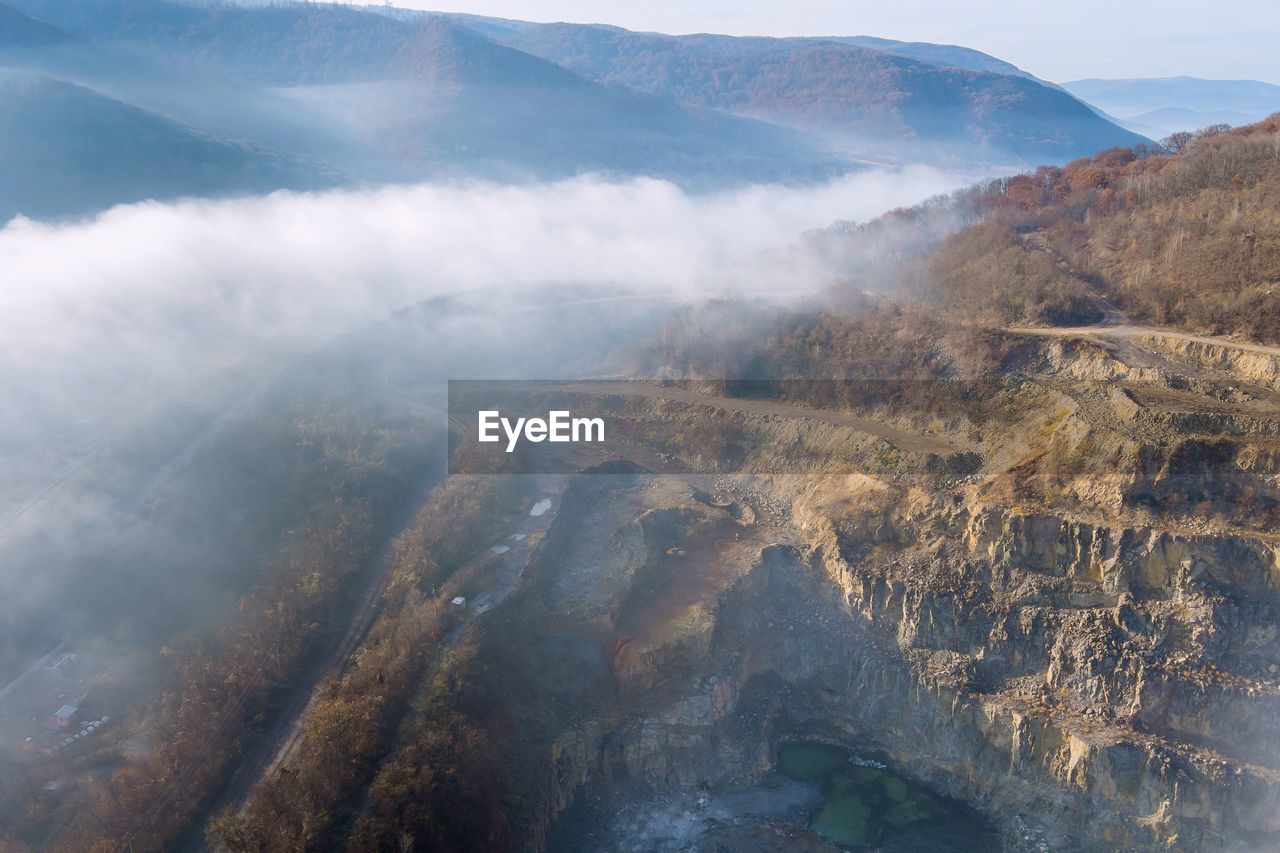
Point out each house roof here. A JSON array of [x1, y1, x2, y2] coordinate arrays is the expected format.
[[55, 705, 77, 718]]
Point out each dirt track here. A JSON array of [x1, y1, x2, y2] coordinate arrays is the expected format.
[[1011, 322, 1280, 359]]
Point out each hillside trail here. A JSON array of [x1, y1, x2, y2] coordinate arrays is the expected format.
[[1010, 229, 1280, 362], [1014, 321, 1280, 361]]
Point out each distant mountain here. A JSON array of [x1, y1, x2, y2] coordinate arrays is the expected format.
[[277, 17, 846, 185], [1063, 77, 1280, 139], [0, 0, 1151, 219], [0, 71, 328, 220], [428, 14, 1039, 81], [9, 0, 1142, 163], [1, 1, 846, 193], [4, 0, 424, 83], [489, 23, 1146, 163], [0, 2, 371, 176], [824, 36, 1035, 79]]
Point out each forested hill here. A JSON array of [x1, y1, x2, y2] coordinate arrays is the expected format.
[[0, 1, 844, 217], [859, 116, 1280, 343], [0, 0, 1145, 216], [490, 22, 1146, 163], [0, 70, 327, 220]]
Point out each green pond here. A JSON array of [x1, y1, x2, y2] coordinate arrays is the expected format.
[[777, 742, 998, 850]]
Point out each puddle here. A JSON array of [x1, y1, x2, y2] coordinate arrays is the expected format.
[[530, 499, 552, 517]]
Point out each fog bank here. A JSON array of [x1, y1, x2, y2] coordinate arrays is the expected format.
[[1, 168, 963, 431]]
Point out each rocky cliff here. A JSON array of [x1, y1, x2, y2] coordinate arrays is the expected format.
[[462, 331, 1280, 851]]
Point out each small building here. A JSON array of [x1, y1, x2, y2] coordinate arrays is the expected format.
[[54, 705, 77, 727], [451, 596, 467, 608]]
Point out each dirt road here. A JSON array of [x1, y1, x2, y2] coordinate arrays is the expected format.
[[1010, 322, 1280, 360]]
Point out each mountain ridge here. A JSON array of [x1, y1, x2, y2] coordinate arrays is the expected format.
[[489, 21, 1147, 162], [0, 0, 1149, 220], [0, 69, 335, 220]]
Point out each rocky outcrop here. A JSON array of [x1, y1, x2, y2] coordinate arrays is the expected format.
[[793, 478, 1280, 849], [477, 336, 1280, 852], [485, 469, 1280, 852], [1136, 334, 1280, 391]]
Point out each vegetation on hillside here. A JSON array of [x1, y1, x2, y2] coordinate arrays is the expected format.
[[7, 75, 1278, 853], [205, 465, 527, 852], [194, 113, 1280, 851], [900, 116, 1280, 341], [33, 394, 437, 852], [502, 24, 1145, 162]]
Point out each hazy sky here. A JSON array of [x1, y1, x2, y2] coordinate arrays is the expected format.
[[391, 1, 1280, 84]]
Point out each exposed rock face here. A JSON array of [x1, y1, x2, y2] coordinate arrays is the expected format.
[[1136, 334, 1280, 391], [798, 492, 1280, 850], [471, 336, 1280, 852]]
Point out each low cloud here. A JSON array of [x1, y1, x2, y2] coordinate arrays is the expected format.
[[0, 167, 966, 502], [1, 168, 963, 343]]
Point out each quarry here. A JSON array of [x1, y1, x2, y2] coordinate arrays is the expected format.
[[442, 325, 1280, 851]]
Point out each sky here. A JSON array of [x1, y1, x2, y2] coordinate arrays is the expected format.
[[386, 0, 1280, 84]]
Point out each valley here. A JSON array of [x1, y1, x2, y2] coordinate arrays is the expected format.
[[2, 3, 1278, 850], [178, 297, 1280, 851]]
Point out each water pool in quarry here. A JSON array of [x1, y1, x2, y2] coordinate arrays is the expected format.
[[776, 742, 998, 850], [548, 741, 998, 851]]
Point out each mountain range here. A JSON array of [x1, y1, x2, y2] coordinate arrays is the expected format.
[[1063, 76, 1280, 139], [484, 22, 1127, 163], [0, 0, 1148, 221]]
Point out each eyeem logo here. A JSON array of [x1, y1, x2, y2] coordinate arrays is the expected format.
[[478, 410, 605, 452]]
